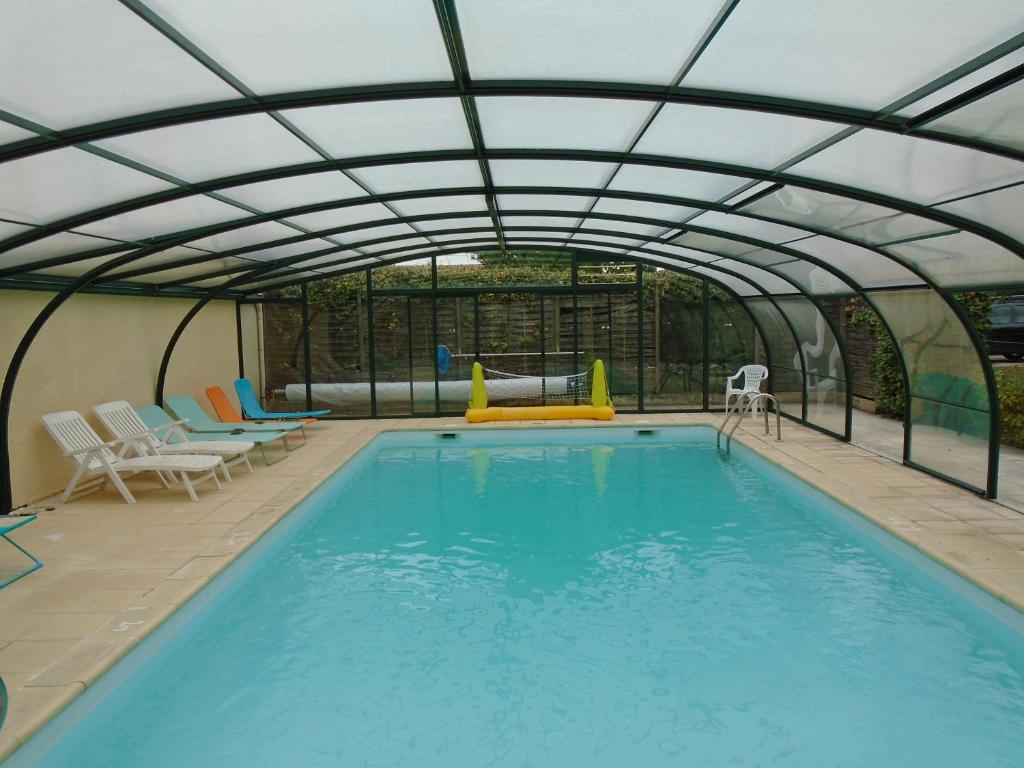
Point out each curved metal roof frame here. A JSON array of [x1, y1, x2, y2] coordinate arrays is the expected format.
[[3, 0, 1022, 511], [3, 149, 1023, 277]]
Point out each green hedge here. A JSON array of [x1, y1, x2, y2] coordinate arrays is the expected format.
[[998, 366, 1024, 449]]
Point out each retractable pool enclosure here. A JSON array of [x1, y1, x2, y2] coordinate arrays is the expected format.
[[2, 0, 1023, 511]]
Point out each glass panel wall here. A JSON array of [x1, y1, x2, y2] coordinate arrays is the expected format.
[[307, 276, 370, 417], [743, 297, 804, 419], [258, 299, 309, 414], [774, 296, 848, 437], [642, 271, 704, 410], [868, 289, 992, 491], [249, 258, 769, 418], [708, 286, 761, 409]]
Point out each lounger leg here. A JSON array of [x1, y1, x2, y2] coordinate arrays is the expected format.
[[105, 467, 137, 504], [59, 463, 90, 504], [180, 472, 199, 502], [219, 461, 231, 483], [243, 453, 253, 473]]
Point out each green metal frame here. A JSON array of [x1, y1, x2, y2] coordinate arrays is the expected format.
[[0, 0, 1018, 513], [0, 514, 42, 589]]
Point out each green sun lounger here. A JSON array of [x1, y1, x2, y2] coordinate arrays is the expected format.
[[1, 515, 42, 589], [136, 405, 292, 464], [164, 394, 307, 446]]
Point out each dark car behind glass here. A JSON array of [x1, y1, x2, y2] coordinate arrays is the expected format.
[[987, 295, 1024, 361]]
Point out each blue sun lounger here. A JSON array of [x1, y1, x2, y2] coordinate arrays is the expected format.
[[1, 515, 42, 589], [164, 395, 307, 448], [136, 405, 293, 464], [235, 378, 330, 420]]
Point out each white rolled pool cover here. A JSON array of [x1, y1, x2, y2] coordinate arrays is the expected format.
[[285, 376, 576, 405]]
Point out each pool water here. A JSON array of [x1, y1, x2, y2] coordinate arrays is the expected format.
[[9, 427, 1024, 767]]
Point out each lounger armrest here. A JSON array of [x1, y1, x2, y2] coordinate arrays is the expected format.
[[152, 419, 189, 437], [63, 439, 124, 457]]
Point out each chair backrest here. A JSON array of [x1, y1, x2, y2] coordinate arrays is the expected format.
[[233, 378, 268, 419], [95, 401, 161, 451], [206, 386, 245, 423], [740, 364, 769, 390], [165, 394, 220, 428], [42, 411, 114, 467]]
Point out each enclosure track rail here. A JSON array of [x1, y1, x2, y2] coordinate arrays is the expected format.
[[717, 393, 782, 453]]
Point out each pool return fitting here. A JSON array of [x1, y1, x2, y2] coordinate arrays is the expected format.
[[717, 392, 782, 453]]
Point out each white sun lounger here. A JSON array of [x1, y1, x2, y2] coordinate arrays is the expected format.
[[42, 411, 225, 504], [94, 400, 254, 477]]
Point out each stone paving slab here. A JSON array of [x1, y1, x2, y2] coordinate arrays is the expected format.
[[0, 414, 1022, 760]]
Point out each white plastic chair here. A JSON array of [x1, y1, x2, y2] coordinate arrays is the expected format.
[[94, 401, 254, 478], [42, 411, 226, 504], [725, 365, 769, 415]]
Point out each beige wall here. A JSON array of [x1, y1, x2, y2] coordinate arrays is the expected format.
[[0, 290, 241, 507]]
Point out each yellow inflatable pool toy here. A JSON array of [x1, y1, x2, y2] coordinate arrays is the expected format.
[[465, 359, 615, 423]]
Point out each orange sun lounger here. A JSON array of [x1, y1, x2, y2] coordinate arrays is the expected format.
[[205, 386, 318, 426]]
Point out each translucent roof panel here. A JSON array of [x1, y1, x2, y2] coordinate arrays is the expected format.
[[708, 259, 798, 295], [672, 232, 760, 258], [0, 149, 172, 225], [608, 165, 749, 202], [831, 214, 956, 247], [391, 195, 489, 218], [578, 218, 665, 238], [285, 203, 397, 233], [790, 131, 1024, 205], [788, 236, 925, 290], [681, 0, 1024, 110], [342, 223, 419, 246], [0, 122, 38, 145], [457, 0, 723, 84], [185, 221, 302, 253], [283, 98, 472, 158], [895, 49, 1024, 118], [636, 105, 841, 168], [95, 115, 321, 183], [2, 233, 128, 271], [502, 216, 581, 230], [496, 194, 596, 213], [227, 240, 337, 263], [589, 198, 698, 225], [78, 196, 245, 241], [687, 268, 760, 297], [570, 232, 643, 248], [477, 97, 650, 152], [427, 228, 495, 243], [687, 212, 811, 244], [771, 260, 856, 297], [936, 184, 1024, 244], [629, 244, 718, 265], [0, 0, 237, 128], [0, 221, 33, 241], [926, 79, 1024, 153], [102, 247, 213, 278], [742, 187, 900, 234], [223, 173, 367, 212], [884, 232, 1024, 289], [358, 236, 434, 255], [490, 160, 615, 189], [350, 161, 484, 194], [130, 258, 256, 286], [143, 0, 453, 92]]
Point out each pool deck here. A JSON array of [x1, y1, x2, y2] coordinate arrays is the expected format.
[[2, 414, 1023, 759]]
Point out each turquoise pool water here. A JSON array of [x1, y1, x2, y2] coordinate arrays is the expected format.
[[8, 427, 1024, 767]]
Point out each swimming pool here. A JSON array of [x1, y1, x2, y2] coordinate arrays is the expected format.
[[7, 426, 1024, 766]]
